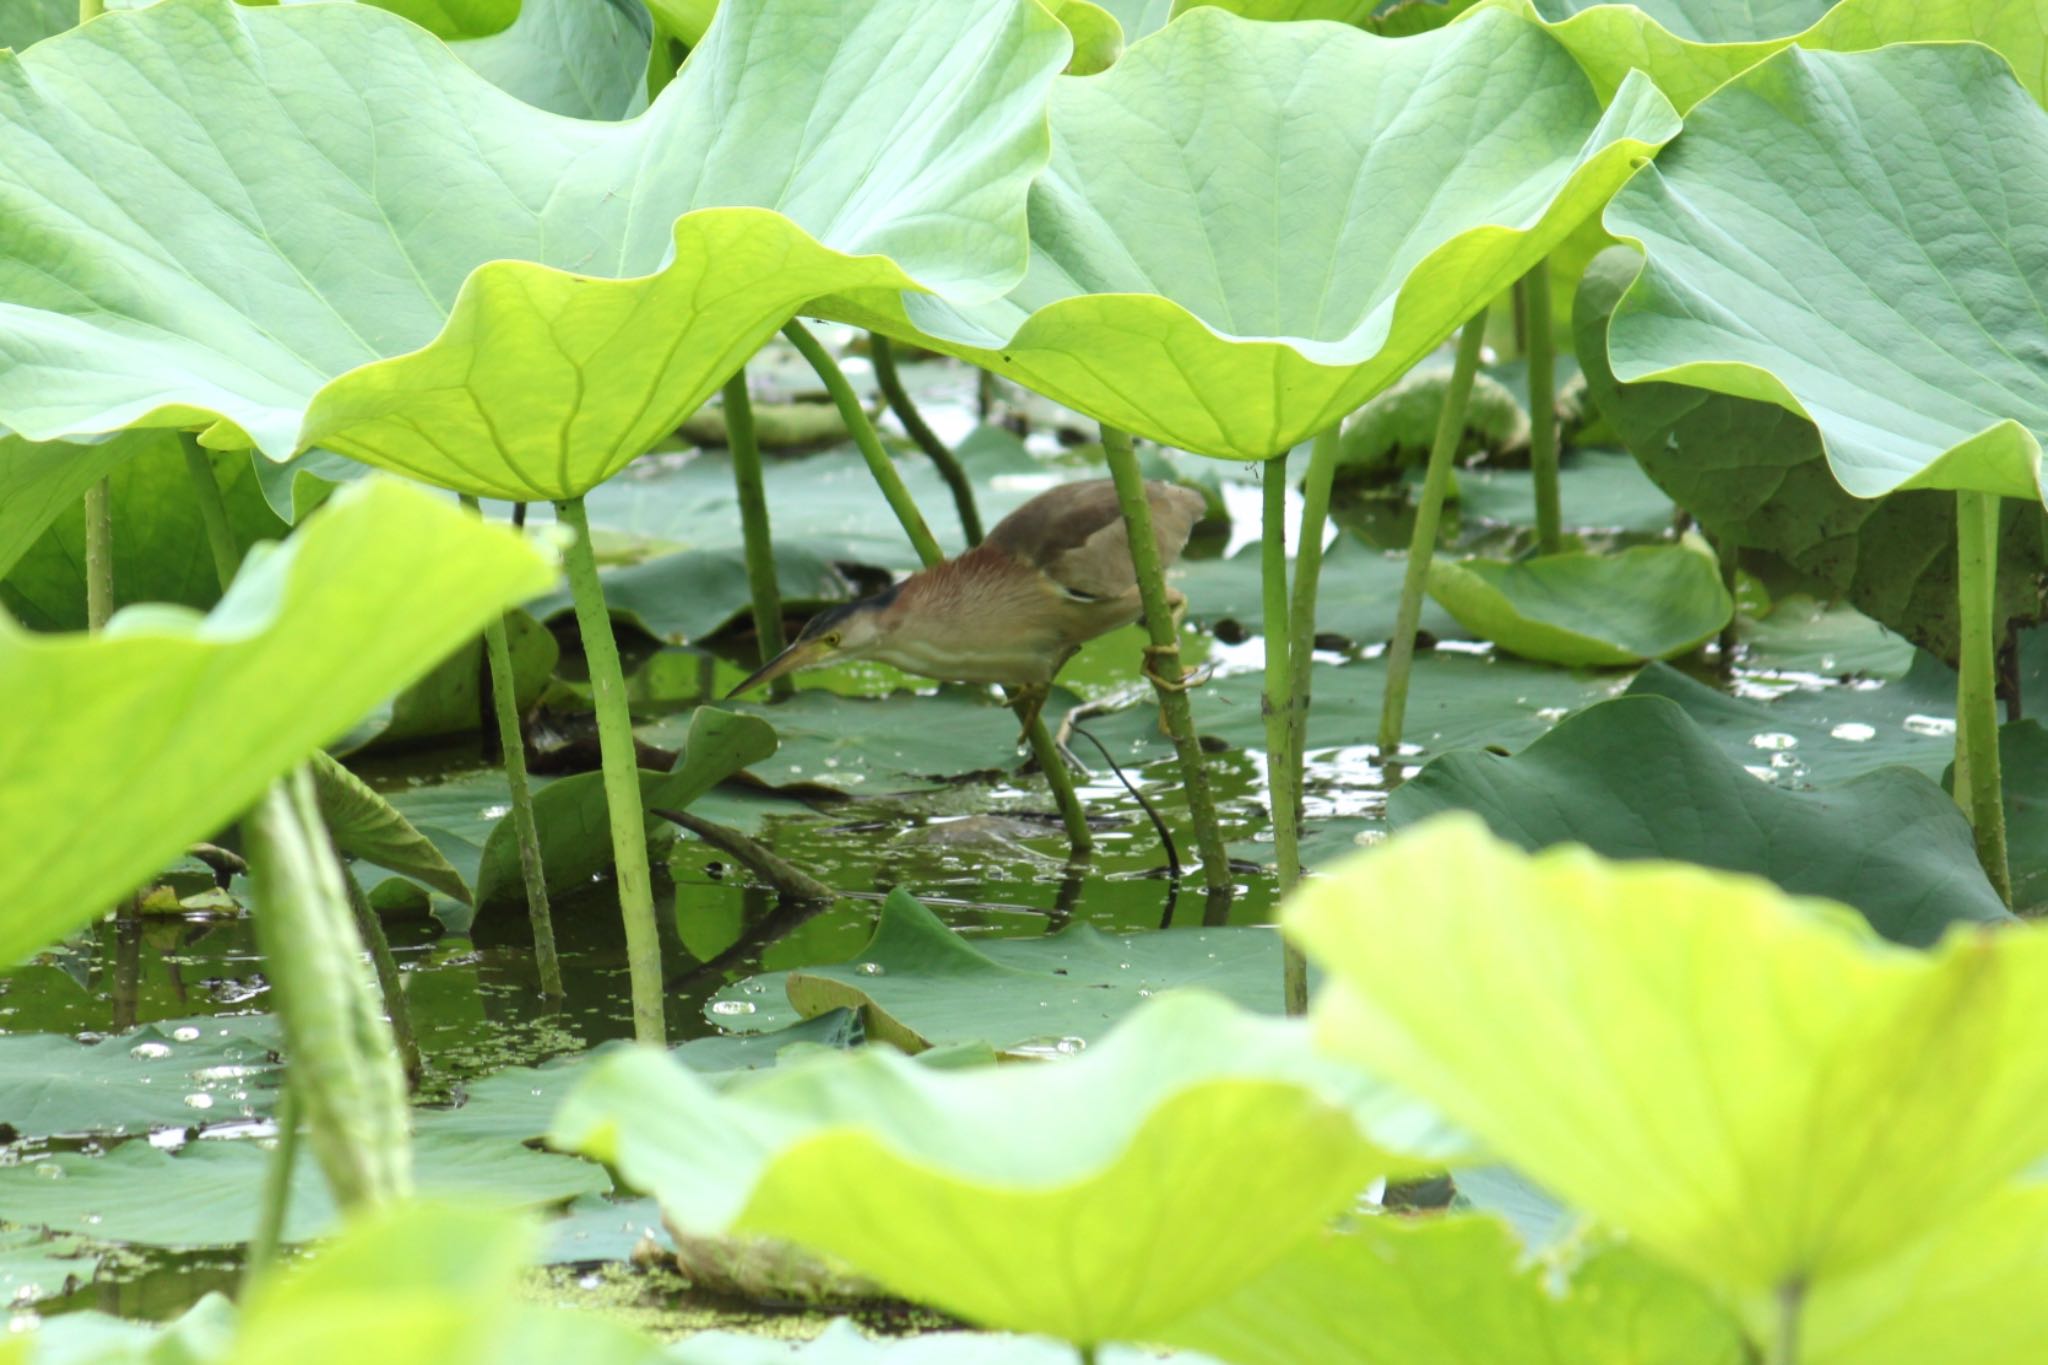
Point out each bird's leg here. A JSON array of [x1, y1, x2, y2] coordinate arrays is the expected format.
[[1140, 589, 1202, 693], [1009, 682, 1052, 746]]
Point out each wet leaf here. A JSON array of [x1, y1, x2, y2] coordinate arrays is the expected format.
[[711, 888, 1282, 1050], [555, 991, 1468, 1343], [1290, 816, 2048, 1294], [0, 478, 558, 967], [1426, 543, 1731, 667], [857, 7, 1677, 460], [0, 1019, 280, 1140], [0, 0, 1066, 500], [1390, 694, 2013, 945]]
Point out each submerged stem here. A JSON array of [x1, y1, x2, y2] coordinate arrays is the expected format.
[[1522, 259, 1561, 554], [463, 495, 564, 995], [83, 477, 113, 630], [1955, 489, 2012, 903], [872, 332, 984, 545], [1378, 312, 1489, 762], [724, 370, 794, 700], [1102, 425, 1230, 898], [556, 496, 667, 1045]]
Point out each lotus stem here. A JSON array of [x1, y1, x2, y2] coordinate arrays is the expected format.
[[784, 319, 944, 565], [343, 866, 422, 1086], [245, 766, 412, 1211], [724, 370, 794, 701], [78, 0, 104, 20], [556, 495, 667, 1045], [1260, 465, 1298, 885], [1955, 490, 2012, 903], [1102, 425, 1231, 898], [243, 1080, 298, 1283], [791, 319, 1091, 854], [871, 333, 984, 545], [1769, 1280, 1806, 1365], [180, 436, 241, 590], [83, 477, 113, 629], [1378, 312, 1489, 762], [1521, 259, 1562, 554]]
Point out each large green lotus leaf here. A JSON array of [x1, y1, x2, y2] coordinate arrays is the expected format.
[[555, 991, 1468, 1342], [1, 438, 287, 630], [707, 888, 1281, 1049], [0, 1228, 95, 1311], [1447, 448, 1677, 534], [0, 0, 72, 50], [1492, 0, 2048, 113], [0, 1019, 280, 1139], [1426, 543, 1730, 667], [1576, 248, 2048, 667], [527, 540, 846, 644], [1178, 538, 1461, 644], [1604, 43, 2048, 506], [1389, 695, 2013, 945], [849, 7, 1678, 461], [0, 0, 1067, 501], [0, 1126, 607, 1248], [443, 0, 650, 119], [0, 430, 160, 581], [1289, 815, 2048, 1294], [0, 477, 557, 966], [1157, 1216, 1747, 1365], [1174, 0, 1379, 24]]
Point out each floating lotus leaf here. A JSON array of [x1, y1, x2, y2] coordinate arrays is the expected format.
[[1289, 816, 2048, 1296], [554, 991, 1469, 1343], [0, 0, 1067, 500], [1425, 543, 1731, 667], [849, 7, 1677, 460], [1605, 43, 2048, 506], [1390, 695, 2013, 945], [0, 1019, 281, 1139], [0, 478, 557, 966]]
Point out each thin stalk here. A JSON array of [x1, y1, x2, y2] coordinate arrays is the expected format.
[[460, 498, 564, 994], [1955, 490, 2012, 903], [724, 371, 793, 700], [871, 332, 984, 545], [556, 496, 667, 1045], [243, 1082, 299, 1285], [343, 869, 422, 1086], [1378, 313, 1489, 761], [1521, 259, 1562, 554], [1260, 466, 1298, 888], [79, 0, 104, 20], [791, 320, 1090, 854], [1769, 1281, 1806, 1365], [83, 478, 113, 629], [180, 437, 241, 589], [1101, 425, 1230, 897], [785, 319, 944, 564]]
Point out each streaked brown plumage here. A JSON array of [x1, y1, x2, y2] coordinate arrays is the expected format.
[[728, 478, 1204, 699]]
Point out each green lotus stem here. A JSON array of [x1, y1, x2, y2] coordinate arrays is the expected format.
[[784, 319, 945, 565], [1378, 312, 1489, 761], [724, 371, 794, 701], [1102, 425, 1231, 897], [245, 766, 411, 1211], [1521, 259, 1562, 554], [243, 1080, 299, 1284], [871, 332, 984, 545], [1954, 489, 2012, 903], [83, 477, 113, 629], [78, 0, 104, 20], [791, 319, 1090, 854], [555, 495, 667, 1045], [462, 498, 563, 996], [1770, 1280, 1806, 1365], [1260, 464, 1298, 883], [343, 867, 422, 1086], [180, 436, 242, 590]]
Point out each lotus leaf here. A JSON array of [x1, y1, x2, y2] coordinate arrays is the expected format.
[[527, 541, 847, 645], [1289, 816, 2048, 1295], [1156, 1215, 1747, 1364], [0, 477, 558, 966], [1425, 543, 1731, 666], [0, 1019, 280, 1139], [1390, 695, 2013, 944], [1950, 722, 2048, 916], [708, 888, 1281, 1049], [1174, 539, 1462, 644], [311, 753, 471, 905], [1605, 43, 2048, 505], [853, 7, 1678, 460], [1444, 448, 1676, 534], [671, 1321, 1211, 1362], [452, 0, 650, 120], [0, 0, 1067, 500], [0, 430, 158, 581], [1577, 246, 2048, 666], [0, 1229, 93, 1310], [554, 991, 1469, 1343], [0, 0, 71, 50]]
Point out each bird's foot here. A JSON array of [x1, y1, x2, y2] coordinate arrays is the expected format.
[[1141, 643, 1206, 693], [1008, 683, 1052, 747]]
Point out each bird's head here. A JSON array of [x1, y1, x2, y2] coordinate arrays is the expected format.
[[725, 589, 896, 698]]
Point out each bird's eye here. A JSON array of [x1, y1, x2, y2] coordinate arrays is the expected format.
[[823, 633, 841, 648]]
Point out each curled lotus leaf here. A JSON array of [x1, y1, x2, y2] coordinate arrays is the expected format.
[[0, 0, 1067, 499], [843, 6, 1678, 461]]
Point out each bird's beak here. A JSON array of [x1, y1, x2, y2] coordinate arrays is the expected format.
[[725, 638, 831, 699]]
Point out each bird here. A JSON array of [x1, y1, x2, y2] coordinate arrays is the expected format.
[[726, 478, 1206, 734]]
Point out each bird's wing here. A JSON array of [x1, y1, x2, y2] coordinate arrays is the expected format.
[[988, 479, 1204, 600]]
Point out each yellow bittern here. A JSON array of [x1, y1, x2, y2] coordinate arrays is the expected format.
[[727, 478, 1205, 728]]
